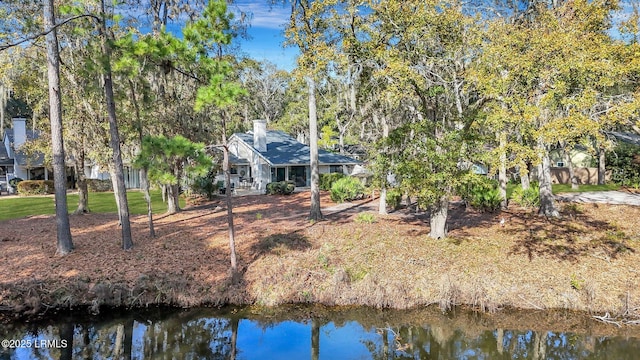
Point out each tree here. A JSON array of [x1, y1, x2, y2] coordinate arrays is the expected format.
[[44, 0, 74, 255], [286, 0, 338, 221], [136, 135, 211, 214], [188, 0, 246, 280], [369, 0, 482, 238]]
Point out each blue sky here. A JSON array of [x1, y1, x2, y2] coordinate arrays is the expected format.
[[230, 0, 298, 71]]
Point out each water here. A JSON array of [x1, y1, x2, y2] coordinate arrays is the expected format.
[[1, 305, 639, 359]]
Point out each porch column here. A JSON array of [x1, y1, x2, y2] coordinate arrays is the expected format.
[[44, 168, 49, 180]]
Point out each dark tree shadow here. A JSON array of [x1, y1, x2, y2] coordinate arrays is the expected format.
[[504, 210, 636, 262], [250, 231, 312, 256]]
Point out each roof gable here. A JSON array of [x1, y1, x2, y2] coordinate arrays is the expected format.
[[233, 130, 360, 165]]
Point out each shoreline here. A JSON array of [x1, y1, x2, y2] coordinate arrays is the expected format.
[[1, 192, 639, 324]]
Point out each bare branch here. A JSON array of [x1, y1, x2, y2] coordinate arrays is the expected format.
[[0, 14, 100, 52]]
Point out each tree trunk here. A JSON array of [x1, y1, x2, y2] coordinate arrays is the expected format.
[[308, 77, 323, 221], [222, 131, 238, 281], [166, 185, 179, 214], [537, 142, 559, 217], [429, 196, 449, 239], [44, 0, 73, 255], [520, 163, 531, 190], [379, 187, 388, 215], [498, 131, 508, 209], [141, 168, 155, 237], [128, 78, 155, 237], [379, 114, 389, 215], [73, 149, 90, 214], [598, 146, 606, 185], [99, 0, 132, 250], [563, 144, 578, 190]]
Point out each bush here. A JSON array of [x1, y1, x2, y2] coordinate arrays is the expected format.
[[511, 182, 540, 208], [469, 187, 503, 212], [386, 188, 402, 209], [86, 179, 113, 192], [266, 181, 295, 195], [16, 180, 55, 195], [330, 176, 364, 203], [319, 172, 346, 191], [189, 171, 218, 200], [458, 174, 502, 212], [354, 212, 376, 224], [8, 177, 23, 189]]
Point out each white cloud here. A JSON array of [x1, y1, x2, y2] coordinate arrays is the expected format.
[[231, 0, 291, 30]]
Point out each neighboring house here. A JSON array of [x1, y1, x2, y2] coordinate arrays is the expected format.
[[1, 118, 140, 191], [84, 163, 141, 189], [549, 145, 593, 168], [224, 120, 361, 189], [1, 118, 48, 189]]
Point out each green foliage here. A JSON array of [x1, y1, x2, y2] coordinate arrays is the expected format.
[[8, 177, 23, 188], [386, 188, 402, 209], [458, 174, 503, 212], [354, 212, 376, 224], [607, 142, 640, 186], [469, 188, 503, 213], [86, 179, 113, 192], [188, 169, 219, 200], [16, 180, 55, 195], [511, 182, 541, 208], [330, 176, 364, 203], [319, 172, 346, 191], [135, 135, 212, 187], [266, 181, 295, 195]]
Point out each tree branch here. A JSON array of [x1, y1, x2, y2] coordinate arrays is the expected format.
[[0, 14, 100, 52]]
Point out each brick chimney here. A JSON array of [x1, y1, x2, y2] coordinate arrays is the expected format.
[[253, 120, 267, 152]]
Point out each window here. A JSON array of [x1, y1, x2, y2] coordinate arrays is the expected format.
[[556, 162, 565, 167], [329, 165, 343, 174]]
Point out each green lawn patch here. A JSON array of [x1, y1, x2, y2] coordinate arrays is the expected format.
[[552, 183, 620, 193], [506, 183, 620, 199], [0, 190, 185, 221]]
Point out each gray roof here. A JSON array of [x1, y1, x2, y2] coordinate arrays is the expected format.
[[3, 129, 45, 166], [233, 130, 360, 166], [0, 141, 11, 165]]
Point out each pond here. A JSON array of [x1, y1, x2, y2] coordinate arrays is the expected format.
[[1, 305, 639, 359]]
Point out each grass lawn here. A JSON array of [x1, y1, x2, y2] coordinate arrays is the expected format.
[[506, 183, 620, 198], [0, 190, 185, 221]]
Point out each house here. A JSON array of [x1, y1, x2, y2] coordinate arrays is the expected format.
[[1, 118, 49, 192], [1, 117, 140, 192], [224, 120, 361, 189]]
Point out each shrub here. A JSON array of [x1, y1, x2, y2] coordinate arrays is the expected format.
[[458, 174, 502, 212], [266, 181, 295, 195], [330, 176, 364, 203], [319, 172, 346, 191], [8, 177, 23, 189], [189, 171, 218, 200], [469, 187, 503, 212], [86, 179, 113, 192], [511, 182, 540, 208], [354, 212, 376, 224], [17, 180, 55, 195], [386, 188, 402, 209]]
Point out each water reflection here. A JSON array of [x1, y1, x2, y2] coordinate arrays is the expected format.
[[1, 306, 639, 359]]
